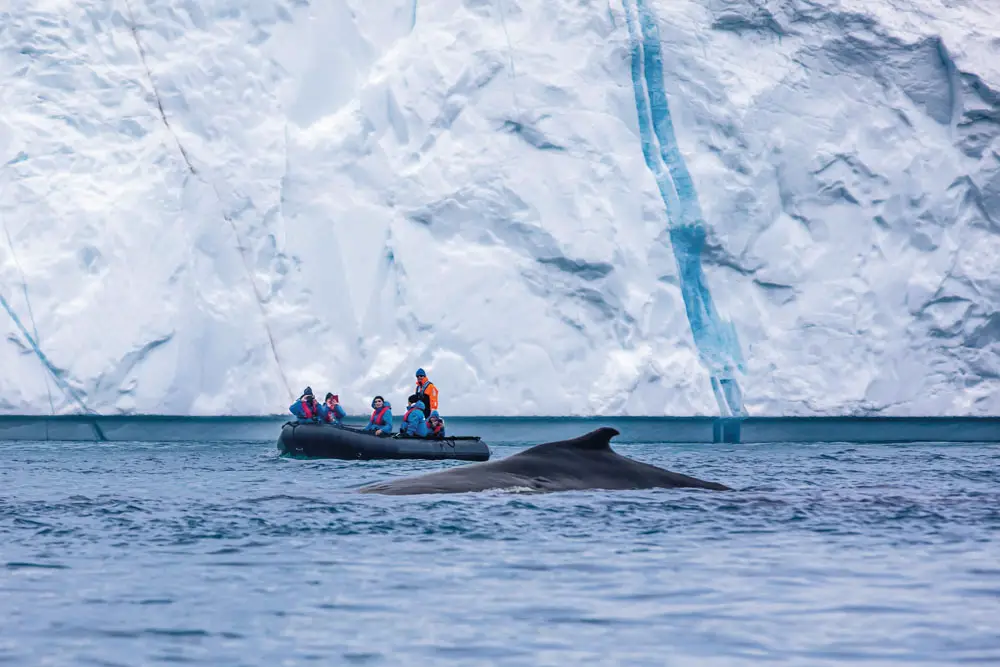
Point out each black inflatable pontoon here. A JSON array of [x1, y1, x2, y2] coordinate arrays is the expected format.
[[277, 422, 491, 462]]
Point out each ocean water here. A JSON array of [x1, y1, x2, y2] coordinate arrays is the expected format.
[[2, 427, 999, 666]]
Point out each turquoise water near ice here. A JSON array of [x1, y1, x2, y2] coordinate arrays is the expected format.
[[2, 426, 999, 665]]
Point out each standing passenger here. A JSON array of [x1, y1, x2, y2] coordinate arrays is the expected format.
[[414, 368, 438, 419]]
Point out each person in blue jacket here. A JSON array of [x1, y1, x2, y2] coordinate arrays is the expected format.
[[289, 386, 321, 422], [364, 395, 393, 435], [399, 394, 428, 437], [426, 410, 446, 439], [320, 393, 346, 426]]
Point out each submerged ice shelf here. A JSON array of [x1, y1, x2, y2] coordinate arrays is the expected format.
[[2, 414, 999, 445], [0, 0, 998, 417]]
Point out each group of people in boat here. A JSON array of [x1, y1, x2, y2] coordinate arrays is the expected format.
[[287, 368, 447, 439]]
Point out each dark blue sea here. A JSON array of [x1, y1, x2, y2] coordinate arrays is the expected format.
[[2, 424, 999, 666]]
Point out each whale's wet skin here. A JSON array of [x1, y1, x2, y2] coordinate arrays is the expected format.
[[3, 434, 999, 665], [359, 427, 730, 494]]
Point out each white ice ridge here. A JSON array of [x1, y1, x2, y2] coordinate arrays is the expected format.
[[0, 0, 998, 416]]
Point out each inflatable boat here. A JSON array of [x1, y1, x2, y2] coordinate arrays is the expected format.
[[276, 422, 491, 462]]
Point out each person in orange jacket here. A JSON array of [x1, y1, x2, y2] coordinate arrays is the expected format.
[[414, 368, 438, 419]]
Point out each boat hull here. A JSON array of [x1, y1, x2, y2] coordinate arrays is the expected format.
[[277, 422, 490, 462]]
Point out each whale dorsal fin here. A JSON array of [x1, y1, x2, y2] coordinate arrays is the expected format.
[[514, 427, 623, 461], [564, 427, 620, 450]]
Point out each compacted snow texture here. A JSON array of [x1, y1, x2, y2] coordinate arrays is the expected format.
[[1, 0, 998, 416]]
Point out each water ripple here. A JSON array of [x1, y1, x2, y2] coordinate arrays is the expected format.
[[1, 438, 998, 665]]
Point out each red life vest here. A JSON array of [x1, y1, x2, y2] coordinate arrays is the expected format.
[[371, 406, 388, 425], [403, 406, 420, 423], [301, 400, 316, 420]]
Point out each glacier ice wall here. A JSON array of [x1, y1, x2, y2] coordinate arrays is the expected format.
[[0, 0, 998, 416]]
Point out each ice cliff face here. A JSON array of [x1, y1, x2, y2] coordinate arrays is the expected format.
[[1, 0, 998, 416]]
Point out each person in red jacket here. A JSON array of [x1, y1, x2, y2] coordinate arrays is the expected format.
[[320, 393, 346, 425], [426, 410, 446, 439], [289, 387, 321, 422], [364, 396, 393, 435]]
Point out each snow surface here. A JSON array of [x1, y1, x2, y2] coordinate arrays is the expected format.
[[1, 0, 998, 416]]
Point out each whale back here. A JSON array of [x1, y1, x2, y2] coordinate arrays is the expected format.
[[358, 427, 730, 495]]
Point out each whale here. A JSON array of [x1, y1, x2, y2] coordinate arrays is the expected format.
[[358, 426, 731, 495]]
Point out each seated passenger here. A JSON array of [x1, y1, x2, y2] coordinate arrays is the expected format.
[[364, 395, 393, 435], [426, 410, 446, 439], [320, 393, 346, 426], [289, 386, 321, 422], [399, 395, 428, 438]]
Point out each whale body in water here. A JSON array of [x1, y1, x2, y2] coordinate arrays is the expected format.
[[358, 427, 730, 495]]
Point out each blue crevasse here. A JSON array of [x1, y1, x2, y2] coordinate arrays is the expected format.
[[0, 293, 94, 414], [624, 0, 746, 416]]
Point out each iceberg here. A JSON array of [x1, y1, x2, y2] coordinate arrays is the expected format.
[[0, 0, 997, 416]]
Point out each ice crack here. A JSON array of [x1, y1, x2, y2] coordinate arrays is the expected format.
[[122, 0, 292, 399], [624, 0, 747, 416]]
